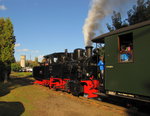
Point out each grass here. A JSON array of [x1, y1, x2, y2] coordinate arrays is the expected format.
[[0, 72, 34, 97], [0, 72, 59, 116], [10, 72, 32, 78], [0, 72, 148, 116], [0, 72, 35, 115]]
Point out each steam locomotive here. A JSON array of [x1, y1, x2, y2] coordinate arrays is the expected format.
[[33, 20, 150, 103], [33, 46, 101, 98]]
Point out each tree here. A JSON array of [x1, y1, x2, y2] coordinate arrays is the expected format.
[[106, 11, 128, 32], [0, 18, 16, 82], [34, 57, 38, 63], [127, 0, 150, 25], [26, 60, 39, 68], [146, 0, 150, 20], [107, 0, 150, 32]]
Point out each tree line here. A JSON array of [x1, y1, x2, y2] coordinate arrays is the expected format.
[[0, 18, 15, 82], [107, 0, 150, 31]]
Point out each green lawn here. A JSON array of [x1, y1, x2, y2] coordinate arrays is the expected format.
[[0, 72, 35, 115], [0, 72, 148, 116], [10, 72, 32, 78]]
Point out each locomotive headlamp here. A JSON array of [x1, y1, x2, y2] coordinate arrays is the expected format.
[[86, 73, 90, 76]]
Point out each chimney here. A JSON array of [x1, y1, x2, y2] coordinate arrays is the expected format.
[[85, 46, 93, 58]]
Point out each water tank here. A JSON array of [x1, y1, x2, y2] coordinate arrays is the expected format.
[[20, 55, 26, 68]]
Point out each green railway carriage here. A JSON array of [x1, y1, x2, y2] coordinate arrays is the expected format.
[[92, 20, 150, 102]]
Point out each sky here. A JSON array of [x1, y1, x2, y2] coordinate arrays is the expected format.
[[0, 0, 138, 61]]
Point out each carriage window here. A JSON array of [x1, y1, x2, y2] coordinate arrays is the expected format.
[[118, 33, 133, 63]]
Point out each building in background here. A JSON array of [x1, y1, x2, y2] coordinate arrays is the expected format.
[[20, 55, 26, 68]]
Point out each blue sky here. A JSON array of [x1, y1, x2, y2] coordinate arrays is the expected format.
[[0, 0, 138, 61]]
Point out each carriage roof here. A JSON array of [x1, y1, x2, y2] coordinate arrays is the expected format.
[[92, 20, 150, 43]]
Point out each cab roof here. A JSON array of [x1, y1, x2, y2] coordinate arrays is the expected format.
[[44, 52, 65, 58]]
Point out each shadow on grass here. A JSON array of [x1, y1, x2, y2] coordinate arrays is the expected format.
[[0, 74, 34, 97], [0, 101, 25, 116]]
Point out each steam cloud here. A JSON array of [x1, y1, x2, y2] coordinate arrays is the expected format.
[[83, 0, 130, 46]]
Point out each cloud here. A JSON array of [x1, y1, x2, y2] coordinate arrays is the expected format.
[[0, 5, 7, 10], [16, 49, 39, 53], [16, 49, 30, 52], [15, 43, 21, 47], [31, 50, 39, 53]]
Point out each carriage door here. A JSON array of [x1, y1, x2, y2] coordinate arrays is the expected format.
[[104, 35, 118, 91]]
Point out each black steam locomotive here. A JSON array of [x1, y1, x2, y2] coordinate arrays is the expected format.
[[33, 21, 150, 103], [33, 46, 101, 98]]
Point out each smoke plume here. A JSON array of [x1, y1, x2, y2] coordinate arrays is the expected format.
[[83, 0, 131, 46]]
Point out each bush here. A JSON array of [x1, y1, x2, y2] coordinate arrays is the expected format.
[[11, 63, 22, 72]]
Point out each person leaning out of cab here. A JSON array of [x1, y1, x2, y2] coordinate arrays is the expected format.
[[97, 56, 105, 86]]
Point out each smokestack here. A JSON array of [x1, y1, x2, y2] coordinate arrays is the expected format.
[[85, 46, 93, 58], [83, 0, 131, 46]]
